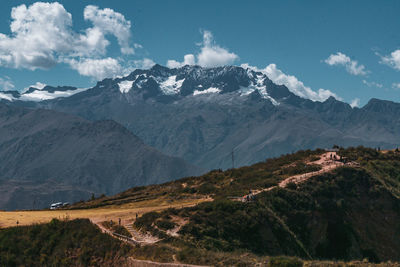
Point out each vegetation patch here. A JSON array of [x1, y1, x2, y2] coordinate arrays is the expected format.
[[101, 220, 132, 237], [0, 219, 131, 266]]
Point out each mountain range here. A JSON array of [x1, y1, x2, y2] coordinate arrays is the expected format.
[[0, 103, 200, 210], [1, 64, 400, 209], [2, 64, 399, 170]]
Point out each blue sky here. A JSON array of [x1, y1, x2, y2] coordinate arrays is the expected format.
[[0, 0, 400, 106]]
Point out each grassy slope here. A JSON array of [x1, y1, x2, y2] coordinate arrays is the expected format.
[[0, 219, 130, 267], [1, 147, 399, 266], [69, 149, 324, 209], [130, 147, 400, 265]]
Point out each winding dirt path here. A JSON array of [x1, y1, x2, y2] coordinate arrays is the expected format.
[[240, 152, 345, 200]]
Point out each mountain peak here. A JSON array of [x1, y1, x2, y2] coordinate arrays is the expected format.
[[364, 98, 400, 113]]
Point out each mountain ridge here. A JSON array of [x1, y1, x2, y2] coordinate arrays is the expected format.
[[0, 103, 202, 210], [1, 64, 400, 170]]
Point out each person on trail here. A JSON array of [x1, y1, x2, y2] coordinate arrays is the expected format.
[[119, 218, 121, 226], [136, 213, 138, 220]]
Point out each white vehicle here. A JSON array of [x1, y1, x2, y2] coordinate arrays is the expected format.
[[50, 202, 63, 210]]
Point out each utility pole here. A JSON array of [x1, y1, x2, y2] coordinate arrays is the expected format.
[[231, 149, 235, 169]]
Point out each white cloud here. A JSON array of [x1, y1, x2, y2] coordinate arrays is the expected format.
[[0, 77, 15, 91], [325, 52, 367, 76], [381, 50, 400, 70], [0, 2, 134, 80], [65, 58, 122, 81], [133, 58, 156, 69], [167, 54, 195, 68], [392, 83, 400, 90], [197, 31, 238, 67], [350, 98, 360, 108], [241, 63, 340, 102], [83, 5, 133, 55], [166, 30, 238, 68], [0, 2, 73, 70], [362, 80, 383, 88], [22, 81, 46, 93]]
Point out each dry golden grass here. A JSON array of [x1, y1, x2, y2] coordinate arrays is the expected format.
[[0, 197, 210, 228]]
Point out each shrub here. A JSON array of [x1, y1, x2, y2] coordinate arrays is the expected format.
[[155, 219, 176, 231], [0, 219, 131, 266], [268, 256, 303, 267]]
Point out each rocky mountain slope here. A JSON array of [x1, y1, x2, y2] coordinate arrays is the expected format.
[[2, 64, 399, 170], [0, 103, 201, 210]]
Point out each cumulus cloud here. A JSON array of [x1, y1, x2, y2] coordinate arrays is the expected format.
[[22, 81, 46, 93], [0, 2, 73, 70], [362, 80, 383, 88], [167, 54, 195, 68], [325, 52, 367, 76], [0, 76, 15, 91], [381, 50, 400, 70], [350, 98, 360, 108], [83, 5, 133, 55], [65, 58, 122, 81], [133, 58, 156, 69], [392, 83, 400, 90], [197, 31, 238, 67], [241, 63, 340, 102], [0, 2, 135, 80], [166, 30, 238, 68]]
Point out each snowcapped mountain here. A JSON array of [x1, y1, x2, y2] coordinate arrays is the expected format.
[[0, 64, 333, 105], [0, 85, 89, 102], [2, 64, 400, 170], [112, 64, 283, 104]]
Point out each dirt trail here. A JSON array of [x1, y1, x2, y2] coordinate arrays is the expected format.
[[279, 152, 343, 187], [240, 152, 345, 200]]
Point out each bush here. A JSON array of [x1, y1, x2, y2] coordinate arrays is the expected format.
[[0, 219, 131, 266], [155, 219, 176, 231], [268, 256, 303, 267]]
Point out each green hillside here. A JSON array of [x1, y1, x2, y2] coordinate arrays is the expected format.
[[1, 147, 400, 266], [0, 219, 130, 266], [128, 147, 400, 265]]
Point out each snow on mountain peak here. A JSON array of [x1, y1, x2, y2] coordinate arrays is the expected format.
[[159, 75, 185, 95], [0, 92, 15, 101], [193, 87, 221, 96], [19, 87, 89, 102], [239, 72, 279, 106], [118, 80, 134, 93], [22, 82, 47, 93]]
